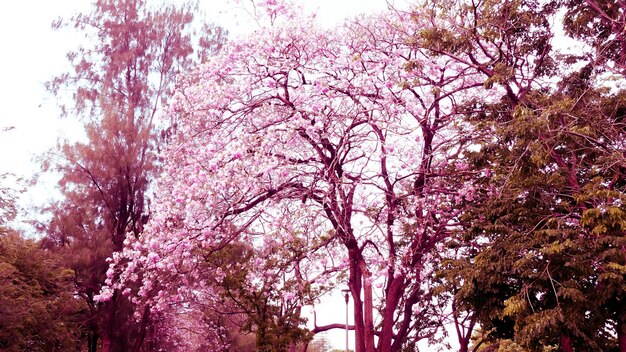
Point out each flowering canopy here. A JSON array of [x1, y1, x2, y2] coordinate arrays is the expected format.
[[101, 2, 494, 350]]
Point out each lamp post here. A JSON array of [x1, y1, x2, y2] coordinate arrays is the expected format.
[[341, 288, 350, 352]]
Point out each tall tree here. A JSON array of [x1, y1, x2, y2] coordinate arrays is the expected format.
[[415, 0, 560, 350], [42, 1, 225, 351], [102, 2, 503, 351], [433, 0, 626, 350], [453, 69, 626, 352]]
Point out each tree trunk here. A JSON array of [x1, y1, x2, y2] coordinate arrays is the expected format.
[[619, 321, 626, 352], [348, 247, 366, 352], [361, 261, 376, 352], [132, 306, 150, 352], [377, 274, 404, 351], [88, 330, 98, 352], [459, 341, 469, 352], [560, 335, 573, 352], [458, 317, 476, 352], [102, 334, 111, 352], [101, 292, 119, 352]]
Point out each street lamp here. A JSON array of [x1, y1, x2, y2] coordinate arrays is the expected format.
[[341, 288, 350, 352]]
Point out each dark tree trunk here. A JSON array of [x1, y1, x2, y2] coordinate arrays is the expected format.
[[459, 341, 469, 352], [88, 330, 98, 352], [560, 335, 573, 352], [618, 322, 626, 352], [132, 306, 150, 352], [101, 292, 120, 352], [361, 260, 375, 352]]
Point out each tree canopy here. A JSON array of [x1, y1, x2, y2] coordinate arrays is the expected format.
[[41, 0, 226, 351], [0, 230, 86, 352]]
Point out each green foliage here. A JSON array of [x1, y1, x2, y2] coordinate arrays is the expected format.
[[0, 169, 23, 229], [0, 231, 87, 352], [200, 242, 317, 351], [562, 0, 626, 71], [449, 63, 626, 350], [428, 1, 626, 347]]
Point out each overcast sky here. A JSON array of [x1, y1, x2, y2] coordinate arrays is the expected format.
[[0, 0, 390, 175], [0, 0, 391, 215]]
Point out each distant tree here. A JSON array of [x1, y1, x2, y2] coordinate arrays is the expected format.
[[306, 334, 333, 352], [0, 172, 19, 227], [0, 230, 86, 352], [41, 1, 226, 351], [0, 128, 20, 226]]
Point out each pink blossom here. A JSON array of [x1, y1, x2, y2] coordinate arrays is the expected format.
[[94, 287, 114, 302], [148, 252, 160, 263]]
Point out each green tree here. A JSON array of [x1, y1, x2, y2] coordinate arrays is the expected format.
[[561, 0, 626, 73], [452, 56, 626, 352], [0, 230, 87, 352], [418, 0, 558, 350], [203, 242, 317, 351], [419, 0, 626, 351]]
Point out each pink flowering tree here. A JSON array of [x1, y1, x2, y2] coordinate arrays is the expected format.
[[101, 2, 494, 350]]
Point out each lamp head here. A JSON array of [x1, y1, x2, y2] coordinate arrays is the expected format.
[[341, 288, 350, 303]]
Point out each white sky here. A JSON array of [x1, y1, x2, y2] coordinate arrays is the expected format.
[[0, 0, 393, 350], [0, 0, 392, 218], [0, 0, 391, 176]]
